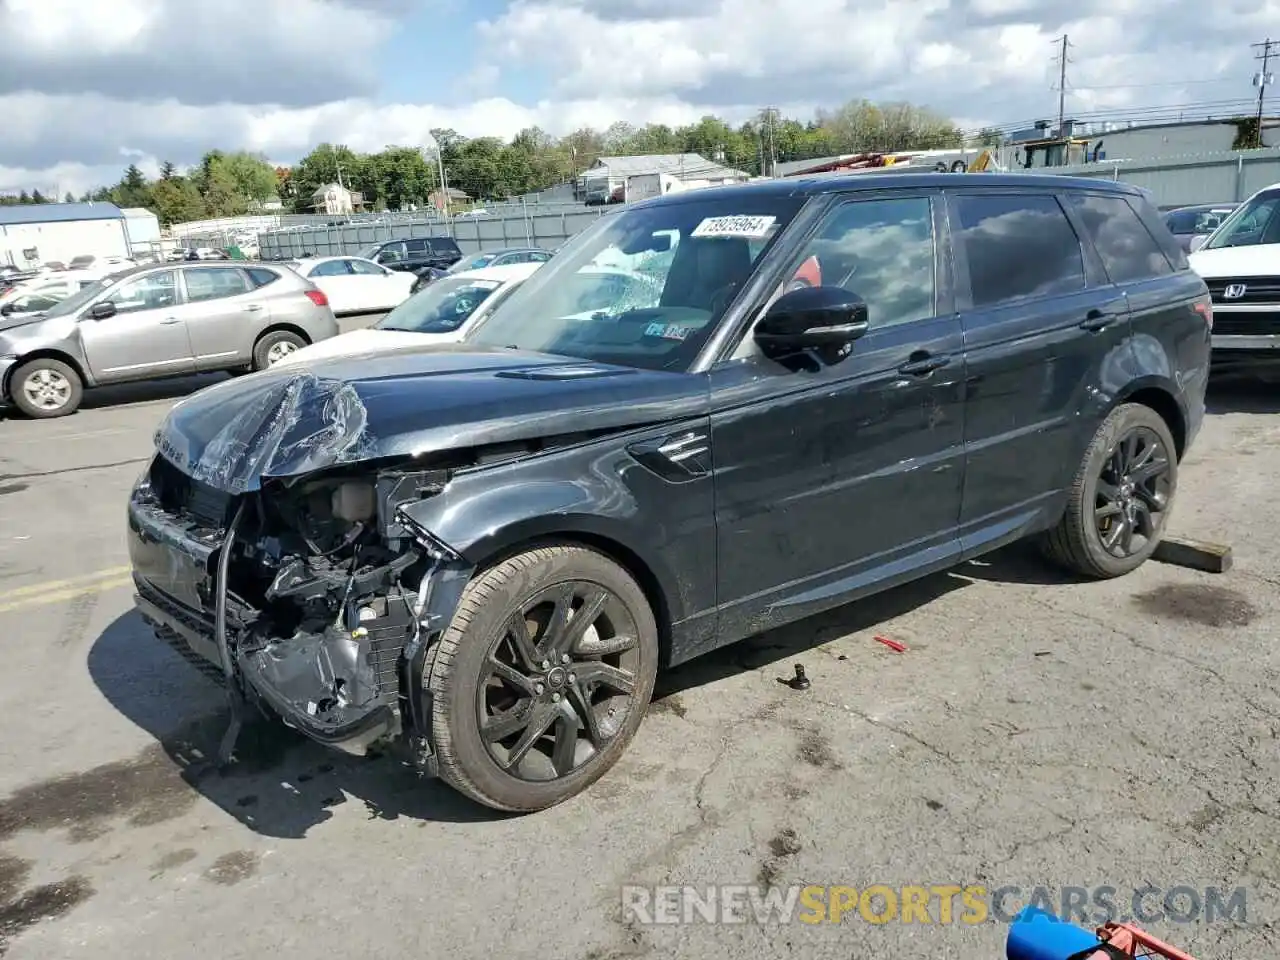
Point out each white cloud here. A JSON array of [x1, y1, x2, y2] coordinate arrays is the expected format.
[[0, 0, 1274, 196]]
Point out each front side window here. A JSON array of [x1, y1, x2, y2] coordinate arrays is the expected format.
[[1068, 193, 1173, 284], [784, 196, 936, 330], [374, 276, 501, 334], [184, 267, 250, 302], [105, 271, 178, 313], [468, 194, 805, 372], [953, 193, 1086, 308], [1205, 191, 1280, 249]]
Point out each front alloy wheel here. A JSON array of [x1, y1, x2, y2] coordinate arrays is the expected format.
[[428, 544, 659, 812]]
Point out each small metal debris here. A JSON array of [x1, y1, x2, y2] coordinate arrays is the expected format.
[[874, 635, 906, 653], [786, 664, 811, 690], [1033, 650, 1052, 657]]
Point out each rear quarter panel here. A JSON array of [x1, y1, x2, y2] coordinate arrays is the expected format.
[[1123, 270, 1212, 453]]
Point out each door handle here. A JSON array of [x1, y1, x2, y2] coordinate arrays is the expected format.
[[1080, 309, 1119, 332], [160, 317, 181, 325], [898, 353, 951, 376], [244, 304, 263, 312]]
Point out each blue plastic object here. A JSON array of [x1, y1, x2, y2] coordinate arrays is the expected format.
[[1006, 905, 1102, 960]]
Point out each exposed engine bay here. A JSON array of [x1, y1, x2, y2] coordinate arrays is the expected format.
[[131, 454, 477, 768]]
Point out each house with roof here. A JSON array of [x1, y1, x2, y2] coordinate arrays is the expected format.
[[0, 201, 132, 269], [578, 154, 750, 199], [309, 182, 365, 216]]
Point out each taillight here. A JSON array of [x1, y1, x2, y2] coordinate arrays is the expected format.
[[305, 289, 329, 308], [1193, 297, 1212, 330]]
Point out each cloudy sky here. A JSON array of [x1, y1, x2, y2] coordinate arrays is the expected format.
[[0, 0, 1273, 195]]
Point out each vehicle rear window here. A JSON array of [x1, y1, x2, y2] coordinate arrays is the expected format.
[[1068, 193, 1174, 284], [247, 268, 280, 287], [952, 193, 1086, 307], [1164, 210, 1197, 235]]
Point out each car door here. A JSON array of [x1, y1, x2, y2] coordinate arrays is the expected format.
[[347, 257, 405, 310], [708, 192, 968, 639], [947, 189, 1132, 548], [78, 269, 195, 382], [404, 238, 432, 270], [305, 259, 357, 313], [179, 266, 268, 369]]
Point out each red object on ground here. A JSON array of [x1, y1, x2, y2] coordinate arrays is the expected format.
[[874, 635, 906, 652], [1084, 922, 1199, 960]]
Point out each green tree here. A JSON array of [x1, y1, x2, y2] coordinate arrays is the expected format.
[[216, 152, 278, 202], [159, 160, 177, 180], [18, 190, 29, 203], [30, 189, 47, 203], [63, 191, 75, 203], [151, 176, 206, 225]]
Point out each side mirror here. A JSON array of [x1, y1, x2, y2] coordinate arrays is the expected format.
[[89, 301, 117, 320], [754, 285, 869, 362], [0, 303, 13, 316], [1189, 235, 1208, 253]]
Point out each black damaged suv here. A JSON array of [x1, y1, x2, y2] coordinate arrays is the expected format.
[[128, 174, 1211, 812]]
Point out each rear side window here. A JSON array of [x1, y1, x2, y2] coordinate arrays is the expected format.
[[952, 193, 1086, 308], [1068, 193, 1174, 284], [405, 239, 429, 253], [430, 238, 462, 256], [247, 268, 279, 288]]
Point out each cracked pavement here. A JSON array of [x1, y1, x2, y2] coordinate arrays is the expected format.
[[0, 368, 1276, 959]]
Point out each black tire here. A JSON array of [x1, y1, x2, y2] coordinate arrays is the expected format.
[[427, 544, 659, 812], [9, 357, 83, 418], [1041, 403, 1178, 578], [252, 330, 307, 371]]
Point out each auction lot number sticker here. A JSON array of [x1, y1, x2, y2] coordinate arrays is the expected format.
[[691, 215, 777, 239]]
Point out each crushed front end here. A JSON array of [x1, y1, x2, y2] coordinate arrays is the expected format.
[[127, 453, 473, 772]]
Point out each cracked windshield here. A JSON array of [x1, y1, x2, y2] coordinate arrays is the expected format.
[[468, 195, 805, 370]]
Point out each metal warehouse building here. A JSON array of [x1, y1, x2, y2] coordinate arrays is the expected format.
[[0, 201, 133, 270]]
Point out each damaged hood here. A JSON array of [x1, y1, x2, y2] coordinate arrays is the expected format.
[[153, 344, 710, 493]]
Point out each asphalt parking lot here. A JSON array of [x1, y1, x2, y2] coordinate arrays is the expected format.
[[0, 350, 1278, 959]]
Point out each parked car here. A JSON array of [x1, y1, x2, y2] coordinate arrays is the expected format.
[[276, 262, 543, 368], [1162, 204, 1237, 253], [1187, 183, 1280, 366], [0, 271, 98, 321], [357, 237, 463, 274], [410, 246, 553, 294], [127, 173, 1209, 812], [0, 262, 338, 418], [286, 255, 417, 315]]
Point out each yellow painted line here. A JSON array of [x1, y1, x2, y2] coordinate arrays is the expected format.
[[0, 575, 134, 614], [0, 566, 132, 600]]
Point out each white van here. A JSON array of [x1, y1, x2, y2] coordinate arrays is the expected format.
[[1188, 182, 1280, 355]]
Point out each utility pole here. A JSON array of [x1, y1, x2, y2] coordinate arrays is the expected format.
[[1052, 34, 1072, 138], [759, 107, 778, 177], [1253, 38, 1277, 147]]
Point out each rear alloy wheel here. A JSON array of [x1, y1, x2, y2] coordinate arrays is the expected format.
[[10, 358, 83, 418], [252, 330, 307, 371], [428, 544, 659, 812], [1042, 403, 1178, 578]]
